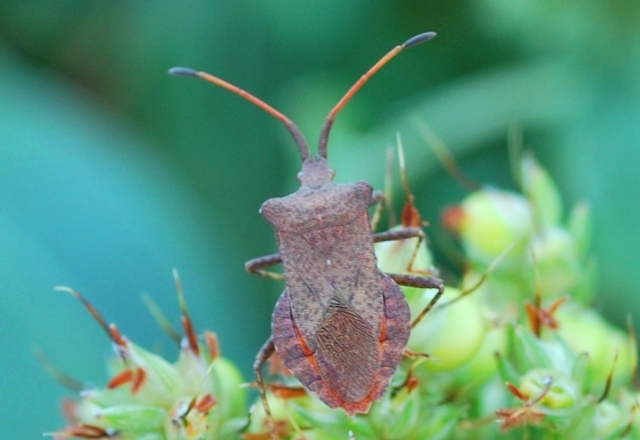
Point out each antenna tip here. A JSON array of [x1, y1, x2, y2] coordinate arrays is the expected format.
[[403, 31, 437, 48], [168, 67, 198, 77], [54, 285, 75, 296]]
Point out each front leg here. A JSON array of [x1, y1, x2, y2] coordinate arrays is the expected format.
[[373, 226, 424, 243], [245, 253, 284, 281], [374, 227, 436, 276], [252, 338, 278, 440], [369, 189, 387, 230]]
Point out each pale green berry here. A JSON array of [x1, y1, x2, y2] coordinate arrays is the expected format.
[[452, 189, 534, 269], [374, 225, 434, 275], [530, 226, 582, 299], [556, 304, 637, 390], [454, 325, 507, 387], [594, 401, 628, 438], [407, 288, 486, 372]]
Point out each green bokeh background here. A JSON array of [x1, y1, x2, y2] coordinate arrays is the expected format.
[[1, 1, 640, 437]]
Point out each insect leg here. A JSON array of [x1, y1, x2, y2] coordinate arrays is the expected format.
[[369, 190, 387, 230], [253, 337, 278, 440], [373, 226, 424, 242], [245, 253, 284, 281], [386, 273, 445, 329], [373, 227, 435, 276]]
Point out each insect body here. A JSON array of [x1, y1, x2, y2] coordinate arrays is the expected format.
[[262, 168, 407, 414], [170, 31, 444, 429]]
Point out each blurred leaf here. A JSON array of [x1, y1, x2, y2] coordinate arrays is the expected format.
[[332, 58, 592, 188], [0, 43, 270, 437]]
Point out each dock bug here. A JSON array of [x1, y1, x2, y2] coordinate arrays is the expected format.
[[170, 31, 444, 432]]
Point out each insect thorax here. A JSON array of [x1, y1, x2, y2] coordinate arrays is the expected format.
[[260, 181, 373, 233], [265, 180, 385, 358]]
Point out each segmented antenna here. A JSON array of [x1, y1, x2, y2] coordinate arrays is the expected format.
[[169, 31, 436, 162], [317, 31, 436, 159], [169, 67, 311, 161]]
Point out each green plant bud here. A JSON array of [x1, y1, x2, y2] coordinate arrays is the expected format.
[[507, 325, 554, 374], [368, 385, 423, 438], [51, 284, 253, 440], [567, 202, 592, 260], [610, 330, 638, 387], [122, 342, 183, 407], [468, 376, 513, 423], [246, 391, 316, 437], [571, 352, 591, 395], [530, 227, 582, 299], [594, 401, 628, 438], [556, 304, 637, 390], [173, 347, 210, 394], [454, 325, 507, 387], [81, 386, 135, 408], [286, 394, 343, 425], [65, 395, 108, 428], [133, 434, 165, 440], [507, 325, 576, 374], [403, 404, 460, 439], [93, 404, 166, 433], [618, 389, 640, 437], [294, 400, 366, 439], [572, 256, 598, 305], [454, 189, 534, 268], [208, 356, 247, 419], [407, 288, 486, 372], [520, 152, 564, 228], [461, 270, 534, 319], [249, 394, 286, 433], [519, 370, 576, 409], [298, 428, 362, 440], [165, 396, 218, 440], [495, 352, 521, 391]]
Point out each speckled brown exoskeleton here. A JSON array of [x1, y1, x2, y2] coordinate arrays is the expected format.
[[170, 31, 444, 436]]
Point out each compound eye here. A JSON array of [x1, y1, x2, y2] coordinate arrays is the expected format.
[[297, 171, 303, 182]]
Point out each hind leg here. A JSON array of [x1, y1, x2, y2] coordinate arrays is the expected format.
[[253, 338, 279, 440]]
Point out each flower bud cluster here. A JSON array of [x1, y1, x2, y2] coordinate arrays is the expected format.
[[53, 154, 639, 439], [247, 154, 638, 438], [52, 285, 247, 440]]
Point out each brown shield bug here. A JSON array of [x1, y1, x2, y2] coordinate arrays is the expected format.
[[170, 31, 444, 431]]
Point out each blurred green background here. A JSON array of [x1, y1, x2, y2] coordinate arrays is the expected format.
[[2, 1, 640, 437]]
